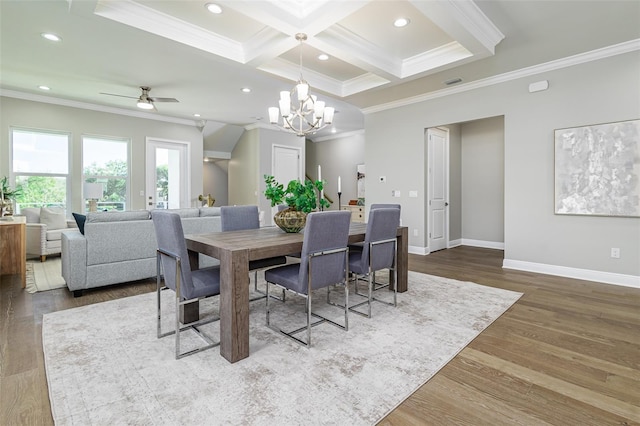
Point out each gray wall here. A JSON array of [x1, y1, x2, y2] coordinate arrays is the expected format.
[[461, 116, 504, 244], [446, 124, 462, 242], [365, 51, 640, 277], [203, 160, 228, 206], [258, 128, 305, 226], [306, 132, 365, 210], [228, 129, 259, 207], [228, 127, 303, 225], [0, 97, 204, 213]]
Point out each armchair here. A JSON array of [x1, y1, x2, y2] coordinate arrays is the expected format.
[[22, 207, 77, 261]]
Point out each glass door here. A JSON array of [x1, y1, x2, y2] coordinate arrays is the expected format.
[[145, 139, 189, 210]]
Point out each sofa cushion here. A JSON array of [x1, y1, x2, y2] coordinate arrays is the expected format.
[[46, 228, 64, 242], [72, 213, 86, 235], [21, 207, 41, 223], [199, 207, 221, 217], [151, 208, 199, 218], [86, 210, 150, 223], [40, 207, 67, 230], [85, 219, 156, 265]]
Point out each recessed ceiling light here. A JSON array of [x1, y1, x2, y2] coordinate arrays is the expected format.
[[393, 18, 410, 28], [41, 32, 62, 42], [241, 87, 251, 93], [194, 113, 201, 117], [205, 3, 222, 14], [318, 54, 329, 61], [38, 85, 51, 91], [331, 128, 337, 134]]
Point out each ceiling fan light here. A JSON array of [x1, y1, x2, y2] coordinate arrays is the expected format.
[[137, 99, 154, 110]]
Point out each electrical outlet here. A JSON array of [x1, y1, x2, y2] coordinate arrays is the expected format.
[[611, 248, 620, 258], [413, 229, 418, 236]]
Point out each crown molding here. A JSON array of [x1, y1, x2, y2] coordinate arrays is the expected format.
[[362, 39, 640, 115], [312, 128, 365, 142], [0, 89, 198, 127]]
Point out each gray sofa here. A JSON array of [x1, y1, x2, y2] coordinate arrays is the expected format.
[[61, 207, 221, 296]]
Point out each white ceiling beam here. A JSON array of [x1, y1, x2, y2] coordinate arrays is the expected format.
[[410, 0, 505, 56], [94, 0, 246, 63]]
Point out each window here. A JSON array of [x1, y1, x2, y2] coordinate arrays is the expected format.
[[82, 136, 129, 212], [11, 128, 70, 212]]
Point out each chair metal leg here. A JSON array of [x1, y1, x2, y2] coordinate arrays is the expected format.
[[156, 250, 220, 359]]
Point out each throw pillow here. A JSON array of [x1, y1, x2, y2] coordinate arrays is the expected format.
[[40, 207, 67, 230], [72, 213, 86, 235], [21, 207, 41, 223]]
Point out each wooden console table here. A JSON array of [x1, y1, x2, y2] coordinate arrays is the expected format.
[[0, 216, 27, 287]]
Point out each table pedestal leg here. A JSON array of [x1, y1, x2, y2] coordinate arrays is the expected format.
[[219, 248, 250, 363]]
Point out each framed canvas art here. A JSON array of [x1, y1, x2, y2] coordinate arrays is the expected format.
[[554, 119, 640, 217]]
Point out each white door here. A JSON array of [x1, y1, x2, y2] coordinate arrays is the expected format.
[[145, 138, 190, 210], [270, 145, 302, 223], [427, 128, 449, 252]]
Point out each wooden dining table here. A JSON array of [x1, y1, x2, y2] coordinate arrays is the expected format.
[[185, 222, 408, 363]]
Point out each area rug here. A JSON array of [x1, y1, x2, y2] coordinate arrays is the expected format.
[[42, 272, 522, 425], [26, 257, 66, 293]]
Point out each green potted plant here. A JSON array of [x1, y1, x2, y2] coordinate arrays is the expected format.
[[1, 176, 23, 216], [264, 174, 330, 232]]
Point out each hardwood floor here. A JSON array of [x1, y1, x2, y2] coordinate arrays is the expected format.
[[1, 247, 638, 425]]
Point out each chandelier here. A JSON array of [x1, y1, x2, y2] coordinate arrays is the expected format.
[[268, 33, 335, 137]]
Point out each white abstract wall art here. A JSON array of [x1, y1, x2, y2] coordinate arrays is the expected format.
[[554, 119, 640, 217]]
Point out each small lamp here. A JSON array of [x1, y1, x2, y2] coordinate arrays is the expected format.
[[83, 183, 103, 212]]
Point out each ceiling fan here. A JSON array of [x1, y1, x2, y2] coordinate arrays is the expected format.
[[100, 86, 178, 110]]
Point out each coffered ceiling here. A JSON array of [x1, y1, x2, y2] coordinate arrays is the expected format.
[[1, 1, 639, 142], [94, 0, 503, 98]]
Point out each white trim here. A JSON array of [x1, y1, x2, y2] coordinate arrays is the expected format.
[[449, 238, 463, 248], [362, 39, 640, 115], [462, 239, 505, 250], [203, 150, 231, 160], [312, 129, 365, 142], [409, 245, 428, 256], [0, 89, 198, 127], [503, 259, 640, 289]]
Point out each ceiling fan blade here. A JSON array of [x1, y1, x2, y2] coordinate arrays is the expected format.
[[100, 92, 138, 100], [148, 97, 179, 103]]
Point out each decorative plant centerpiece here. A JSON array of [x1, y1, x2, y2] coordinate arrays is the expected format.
[[1, 176, 23, 216], [264, 174, 330, 232]]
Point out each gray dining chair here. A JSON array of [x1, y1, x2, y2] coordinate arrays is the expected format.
[[348, 207, 401, 318], [350, 203, 401, 252], [220, 205, 287, 300], [264, 210, 351, 347], [370, 203, 401, 211], [152, 211, 221, 359]]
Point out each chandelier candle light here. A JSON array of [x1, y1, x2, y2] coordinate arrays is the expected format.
[[268, 33, 335, 137]]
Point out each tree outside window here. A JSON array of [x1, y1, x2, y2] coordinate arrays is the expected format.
[[83, 137, 129, 212]]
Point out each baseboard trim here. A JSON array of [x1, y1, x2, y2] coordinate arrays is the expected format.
[[462, 239, 505, 250], [503, 259, 640, 289], [408, 245, 428, 255]]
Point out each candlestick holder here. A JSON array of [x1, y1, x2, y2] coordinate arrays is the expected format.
[[338, 192, 342, 211]]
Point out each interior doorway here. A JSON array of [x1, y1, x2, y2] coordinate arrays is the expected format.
[[426, 127, 449, 253], [269, 144, 302, 222], [145, 138, 190, 210]]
